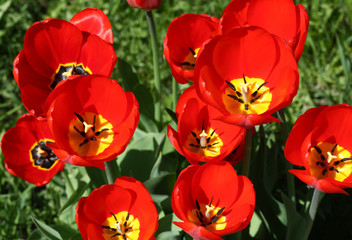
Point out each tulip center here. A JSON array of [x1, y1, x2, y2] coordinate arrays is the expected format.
[[180, 47, 200, 71], [185, 122, 223, 157], [29, 139, 59, 170], [188, 198, 227, 231], [102, 211, 140, 240], [222, 75, 272, 115], [50, 62, 92, 89], [309, 142, 352, 181], [68, 112, 114, 157]]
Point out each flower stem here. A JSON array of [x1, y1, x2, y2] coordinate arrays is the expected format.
[[302, 188, 322, 240], [172, 77, 178, 109], [104, 159, 119, 184], [241, 128, 252, 177], [277, 109, 296, 203], [146, 10, 162, 129]]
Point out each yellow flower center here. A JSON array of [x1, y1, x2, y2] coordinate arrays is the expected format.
[[222, 75, 272, 115], [102, 211, 140, 240], [29, 138, 59, 170], [185, 125, 223, 157], [309, 142, 352, 181], [68, 112, 114, 157], [50, 62, 92, 89], [188, 198, 227, 231], [180, 47, 200, 71]]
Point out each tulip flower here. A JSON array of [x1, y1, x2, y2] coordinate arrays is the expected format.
[[76, 176, 158, 240], [220, 0, 309, 62], [126, 0, 161, 11], [285, 104, 352, 195], [193, 26, 299, 128], [1, 113, 64, 186], [13, 8, 116, 116], [44, 75, 139, 169], [167, 86, 245, 164], [172, 161, 255, 239], [164, 14, 220, 83]]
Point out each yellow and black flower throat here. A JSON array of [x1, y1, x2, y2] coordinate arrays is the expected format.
[[185, 121, 223, 157], [101, 211, 140, 240], [30, 139, 59, 170], [223, 74, 272, 115], [180, 47, 200, 71], [309, 142, 352, 181], [51, 62, 92, 89]]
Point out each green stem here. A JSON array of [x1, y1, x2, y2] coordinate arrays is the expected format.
[[277, 109, 296, 203], [241, 128, 253, 177], [172, 77, 178, 109], [63, 170, 74, 193], [302, 188, 322, 240], [104, 159, 119, 184], [146, 10, 162, 129]]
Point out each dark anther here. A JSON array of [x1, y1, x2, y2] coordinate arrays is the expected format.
[[123, 235, 127, 240], [331, 144, 338, 153], [227, 94, 244, 103], [210, 215, 219, 224], [316, 161, 325, 167], [211, 142, 219, 146], [334, 161, 340, 166], [102, 226, 116, 231], [236, 91, 242, 97], [329, 167, 339, 173], [180, 62, 195, 67], [126, 213, 130, 221], [242, 74, 247, 84], [90, 136, 97, 141], [225, 80, 236, 92], [74, 126, 86, 138], [320, 155, 326, 161], [209, 197, 213, 207], [314, 146, 322, 154], [188, 47, 196, 56], [124, 221, 127, 227], [111, 232, 122, 238], [341, 158, 352, 162], [110, 212, 118, 222], [189, 143, 195, 147], [202, 120, 205, 131], [79, 138, 89, 147], [92, 115, 96, 132], [74, 112, 85, 124], [196, 200, 200, 211], [95, 128, 109, 136], [191, 131, 197, 137], [210, 129, 216, 137], [217, 207, 225, 216], [250, 94, 262, 104], [322, 169, 327, 175], [196, 138, 200, 144], [245, 104, 249, 110]]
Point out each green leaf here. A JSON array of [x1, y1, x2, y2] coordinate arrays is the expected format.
[[0, 0, 11, 20], [165, 108, 177, 123], [31, 217, 63, 240], [117, 57, 139, 92], [85, 167, 107, 188], [144, 173, 176, 195], [59, 180, 91, 214], [156, 231, 181, 240], [133, 84, 155, 121], [281, 192, 306, 240]]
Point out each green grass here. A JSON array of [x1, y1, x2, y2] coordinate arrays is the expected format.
[[0, 0, 351, 239]]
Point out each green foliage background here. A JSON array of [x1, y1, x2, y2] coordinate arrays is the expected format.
[[0, 0, 351, 239]]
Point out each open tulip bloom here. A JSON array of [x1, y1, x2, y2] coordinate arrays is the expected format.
[[285, 104, 352, 194], [13, 8, 116, 116], [1, 113, 65, 186], [172, 161, 255, 239], [44, 75, 139, 169], [168, 86, 245, 164], [220, 0, 309, 62], [76, 176, 158, 240], [163, 14, 220, 84], [194, 26, 299, 128]]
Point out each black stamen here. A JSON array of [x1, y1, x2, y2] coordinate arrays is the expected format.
[[227, 94, 244, 103], [334, 161, 340, 166], [92, 115, 96, 132], [250, 94, 262, 103], [209, 197, 213, 207], [202, 120, 205, 131], [256, 81, 268, 91], [191, 131, 197, 137], [110, 212, 118, 222], [79, 138, 89, 147], [331, 144, 338, 153], [329, 167, 339, 173], [74, 126, 86, 137], [74, 112, 85, 123], [210, 129, 216, 137], [341, 158, 352, 162], [245, 104, 249, 110], [236, 91, 242, 97], [322, 169, 327, 175], [126, 213, 130, 221], [188, 47, 196, 56], [217, 207, 225, 216], [225, 80, 236, 92], [210, 215, 219, 224], [111, 232, 122, 238], [242, 74, 247, 84], [189, 143, 195, 147], [196, 200, 200, 211], [320, 154, 326, 161], [314, 146, 322, 154]]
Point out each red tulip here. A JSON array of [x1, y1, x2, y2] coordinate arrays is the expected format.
[[76, 176, 158, 240], [172, 161, 255, 239], [163, 14, 220, 84], [126, 0, 161, 11], [1, 113, 64, 186], [285, 104, 352, 195], [167, 86, 245, 164], [13, 9, 116, 116], [44, 75, 139, 169], [193, 26, 299, 128], [221, 0, 309, 62]]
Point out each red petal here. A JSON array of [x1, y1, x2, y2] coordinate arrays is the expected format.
[[216, 113, 280, 129], [70, 8, 113, 44], [294, 4, 309, 61]]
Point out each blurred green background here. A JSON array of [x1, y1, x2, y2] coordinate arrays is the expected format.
[[0, 0, 351, 239]]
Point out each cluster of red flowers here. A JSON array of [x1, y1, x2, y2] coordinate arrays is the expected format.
[[163, 0, 309, 238]]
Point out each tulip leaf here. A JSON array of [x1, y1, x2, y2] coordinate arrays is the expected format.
[[0, 0, 11, 21], [281, 192, 306, 240], [156, 231, 182, 240], [165, 107, 177, 123], [85, 167, 107, 188], [59, 180, 91, 214], [117, 57, 139, 92], [30, 217, 63, 240], [144, 173, 176, 195], [133, 84, 155, 122], [156, 213, 183, 236]]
